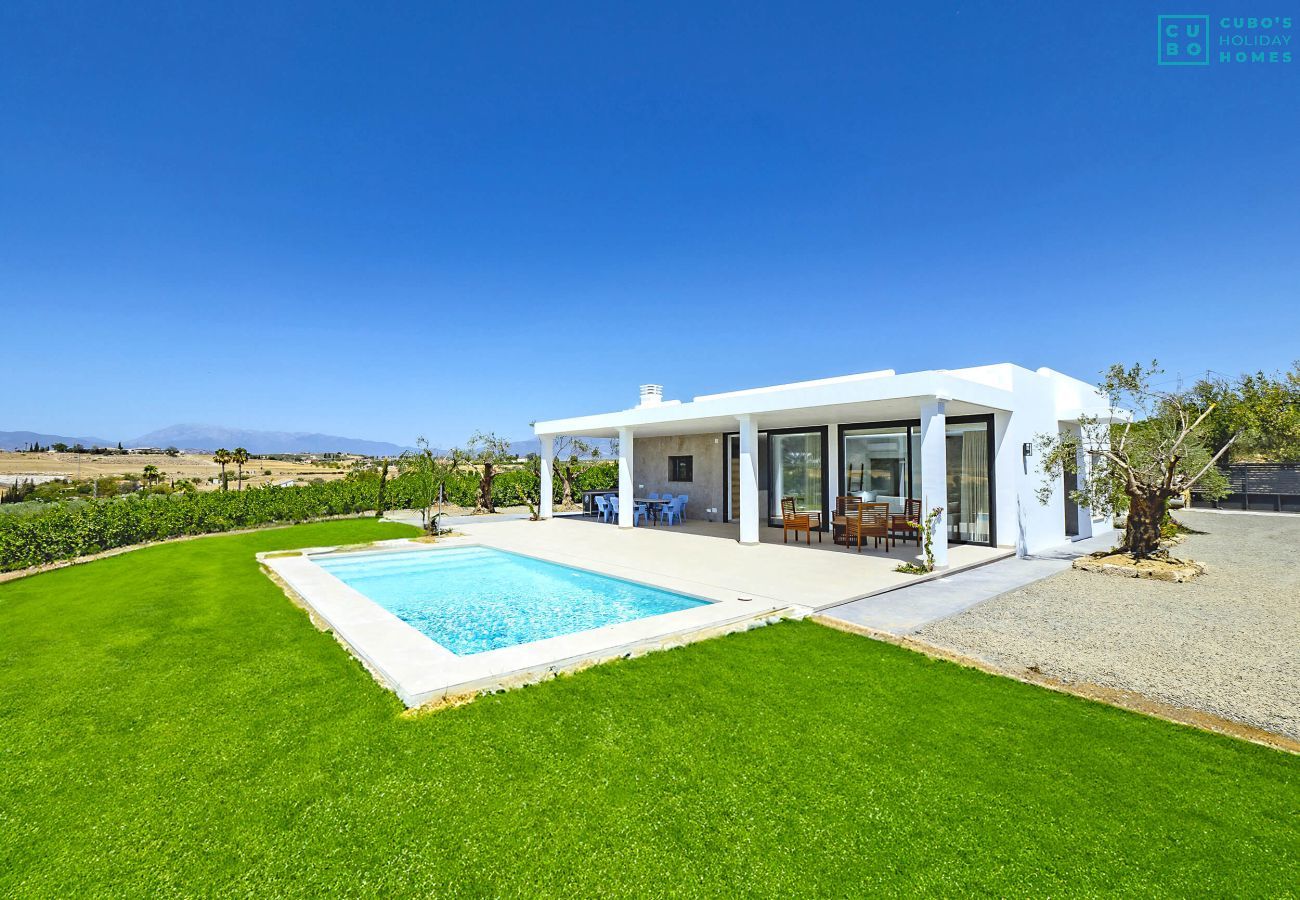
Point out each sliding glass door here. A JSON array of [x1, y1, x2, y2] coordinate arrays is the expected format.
[[945, 420, 991, 544], [838, 416, 994, 545], [767, 430, 825, 525]]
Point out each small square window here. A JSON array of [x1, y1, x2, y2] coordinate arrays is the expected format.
[[669, 455, 693, 482]]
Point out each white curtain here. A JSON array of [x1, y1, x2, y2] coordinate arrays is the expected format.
[[960, 432, 989, 541]]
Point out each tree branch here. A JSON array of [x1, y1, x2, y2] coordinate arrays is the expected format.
[[1170, 401, 1217, 458], [1116, 418, 1132, 453], [1180, 430, 1240, 489]]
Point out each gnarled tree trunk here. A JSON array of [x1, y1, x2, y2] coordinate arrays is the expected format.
[[478, 463, 495, 514], [559, 463, 575, 507], [1123, 489, 1170, 558], [375, 459, 389, 518]]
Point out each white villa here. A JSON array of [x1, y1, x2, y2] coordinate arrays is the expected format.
[[534, 364, 1118, 566]]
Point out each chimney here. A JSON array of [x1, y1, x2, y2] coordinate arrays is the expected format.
[[638, 384, 663, 408]]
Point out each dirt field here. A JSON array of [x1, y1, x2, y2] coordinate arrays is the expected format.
[[0, 451, 351, 490]]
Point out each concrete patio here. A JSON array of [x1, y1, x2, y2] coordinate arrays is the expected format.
[[448, 514, 1011, 611], [818, 530, 1117, 635]]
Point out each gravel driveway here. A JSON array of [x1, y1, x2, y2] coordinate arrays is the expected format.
[[915, 511, 1300, 741]]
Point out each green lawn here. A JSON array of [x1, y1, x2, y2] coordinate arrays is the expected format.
[[1, 519, 1296, 896]]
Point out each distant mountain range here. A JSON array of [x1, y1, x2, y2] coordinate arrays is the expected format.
[[2, 426, 613, 457], [0, 430, 116, 451], [0, 425, 417, 456], [129, 425, 417, 456]]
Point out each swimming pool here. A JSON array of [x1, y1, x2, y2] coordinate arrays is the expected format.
[[313, 546, 709, 655]]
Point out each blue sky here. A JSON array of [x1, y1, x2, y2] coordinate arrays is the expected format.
[[3, 1, 1297, 446]]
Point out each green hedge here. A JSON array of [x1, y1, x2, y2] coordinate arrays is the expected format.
[[0, 462, 621, 572], [0, 481, 378, 572]]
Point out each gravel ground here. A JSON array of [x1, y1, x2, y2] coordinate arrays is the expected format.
[[916, 510, 1300, 740]]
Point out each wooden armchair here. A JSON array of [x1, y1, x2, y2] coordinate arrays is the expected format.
[[781, 496, 822, 544], [844, 502, 892, 553], [833, 495, 863, 545], [890, 498, 924, 546]]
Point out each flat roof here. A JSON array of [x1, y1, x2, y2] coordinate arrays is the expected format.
[[533, 364, 1066, 438]]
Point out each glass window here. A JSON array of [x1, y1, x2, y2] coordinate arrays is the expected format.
[[669, 455, 693, 482], [843, 426, 912, 514], [768, 431, 823, 524]]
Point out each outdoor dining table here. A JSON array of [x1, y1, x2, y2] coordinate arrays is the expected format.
[[831, 510, 913, 545], [633, 497, 672, 525]]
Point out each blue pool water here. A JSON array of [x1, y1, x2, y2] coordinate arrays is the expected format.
[[313, 546, 707, 655]]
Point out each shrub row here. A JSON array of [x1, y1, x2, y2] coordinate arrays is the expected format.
[[0, 462, 620, 572], [0, 480, 377, 572]]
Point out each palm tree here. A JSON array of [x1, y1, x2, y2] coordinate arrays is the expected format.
[[213, 448, 232, 491], [232, 447, 250, 491], [141, 464, 160, 488]]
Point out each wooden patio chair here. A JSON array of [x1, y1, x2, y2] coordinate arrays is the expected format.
[[890, 498, 924, 546], [833, 495, 863, 545], [781, 496, 822, 544], [844, 502, 891, 553]]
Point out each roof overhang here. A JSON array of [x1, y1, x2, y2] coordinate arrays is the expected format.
[[535, 370, 1017, 438]]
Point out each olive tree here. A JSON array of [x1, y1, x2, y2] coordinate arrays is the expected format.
[[1035, 362, 1232, 559], [399, 437, 455, 534], [454, 431, 515, 514], [552, 435, 602, 508]]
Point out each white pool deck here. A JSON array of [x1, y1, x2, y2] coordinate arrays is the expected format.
[[261, 516, 1010, 707], [475, 516, 1012, 609]]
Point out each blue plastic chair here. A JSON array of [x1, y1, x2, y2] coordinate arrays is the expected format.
[[609, 495, 646, 526], [633, 502, 649, 526], [647, 492, 660, 500], [675, 494, 689, 518], [608, 495, 619, 522], [594, 494, 612, 523], [660, 496, 683, 526]]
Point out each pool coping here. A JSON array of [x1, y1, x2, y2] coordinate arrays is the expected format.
[[259, 538, 788, 707]]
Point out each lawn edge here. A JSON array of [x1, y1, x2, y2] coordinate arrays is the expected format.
[[811, 615, 1300, 755], [0, 515, 415, 585]]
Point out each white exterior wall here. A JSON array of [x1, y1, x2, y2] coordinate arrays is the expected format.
[[1005, 367, 1066, 555], [989, 366, 1115, 555]]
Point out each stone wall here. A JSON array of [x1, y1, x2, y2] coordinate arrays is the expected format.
[[631, 434, 724, 521]]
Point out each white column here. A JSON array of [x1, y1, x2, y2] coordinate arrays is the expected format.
[[617, 426, 634, 528], [991, 410, 1018, 549], [919, 398, 949, 568], [538, 434, 554, 520], [738, 414, 760, 545], [824, 421, 839, 530]]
